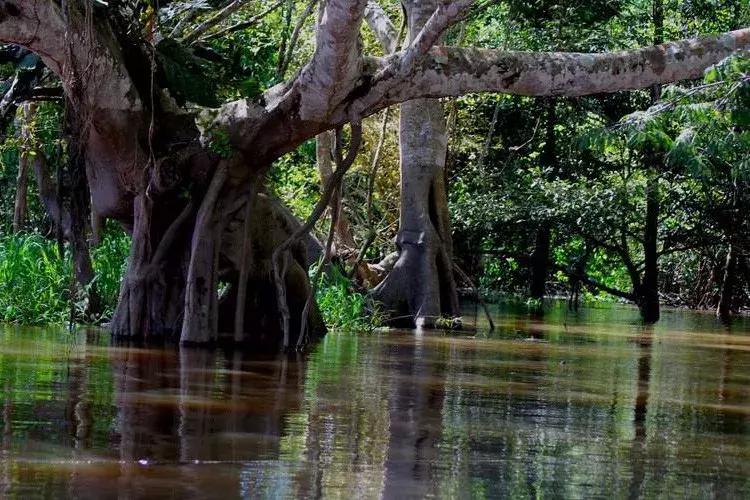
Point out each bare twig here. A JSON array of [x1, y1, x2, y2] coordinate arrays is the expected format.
[[278, 0, 318, 79], [453, 263, 494, 331], [183, 0, 254, 44], [201, 0, 285, 42]]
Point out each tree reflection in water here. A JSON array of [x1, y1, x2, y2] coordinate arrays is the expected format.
[[0, 305, 749, 498]]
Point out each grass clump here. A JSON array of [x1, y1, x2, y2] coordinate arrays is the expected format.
[[1, 230, 381, 333], [0, 234, 71, 324], [314, 265, 383, 333], [0, 230, 130, 324]]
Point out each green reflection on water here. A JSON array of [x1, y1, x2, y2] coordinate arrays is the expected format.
[[0, 304, 749, 498]]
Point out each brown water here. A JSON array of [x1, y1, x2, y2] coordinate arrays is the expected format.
[[1, 304, 749, 499]]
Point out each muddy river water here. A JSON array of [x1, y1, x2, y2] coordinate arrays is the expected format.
[[0, 304, 749, 498]]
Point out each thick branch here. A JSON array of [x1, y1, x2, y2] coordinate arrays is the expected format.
[[294, 0, 368, 119], [350, 29, 750, 117], [364, 1, 399, 53]]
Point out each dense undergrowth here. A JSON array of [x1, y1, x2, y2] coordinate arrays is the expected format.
[[0, 231, 379, 332], [314, 265, 384, 333], [0, 231, 129, 324]]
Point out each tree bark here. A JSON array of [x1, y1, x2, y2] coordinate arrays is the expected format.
[[372, 0, 459, 327]]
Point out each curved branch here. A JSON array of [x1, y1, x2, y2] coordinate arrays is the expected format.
[[0, 0, 66, 73]]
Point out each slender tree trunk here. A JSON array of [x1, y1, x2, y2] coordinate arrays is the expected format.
[[639, 0, 664, 325], [530, 223, 551, 302], [316, 131, 357, 256], [66, 112, 101, 318], [717, 244, 737, 323], [529, 98, 557, 304], [640, 172, 660, 323], [13, 104, 36, 232], [373, 0, 459, 326]]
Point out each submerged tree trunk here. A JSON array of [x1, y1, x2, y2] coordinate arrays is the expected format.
[[373, 0, 460, 327], [529, 98, 557, 308], [529, 223, 552, 302]]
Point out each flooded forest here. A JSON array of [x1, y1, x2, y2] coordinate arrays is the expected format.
[[0, 0, 749, 498]]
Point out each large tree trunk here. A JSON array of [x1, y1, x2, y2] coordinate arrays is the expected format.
[[373, 0, 459, 327], [372, 97, 459, 326], [111, 168, 326, 349]]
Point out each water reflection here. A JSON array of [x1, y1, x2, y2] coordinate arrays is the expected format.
[[0, 305, 749, 498]]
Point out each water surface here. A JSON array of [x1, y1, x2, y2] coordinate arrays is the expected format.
[[1, 304, 749, 498]]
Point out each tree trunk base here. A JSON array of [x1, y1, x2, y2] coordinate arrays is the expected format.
[[111, 190, 326, 350]]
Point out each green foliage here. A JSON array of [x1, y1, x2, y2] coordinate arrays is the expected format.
[[314, 265, 382, 333], [91, 226, 132, 320], [0, 234, 71, 324], [156, 38, 221, 107], [207, 127, 232, 158], [0, 231, 130, 325], [268, 138, 318, 219]]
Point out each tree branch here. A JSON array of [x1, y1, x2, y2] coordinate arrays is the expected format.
[[364, 0, 399, 53], [350, 28, 750, 117], [182, 0, 254, 45], [201, 0, 285, 41], [552, 263, 635, 302]]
